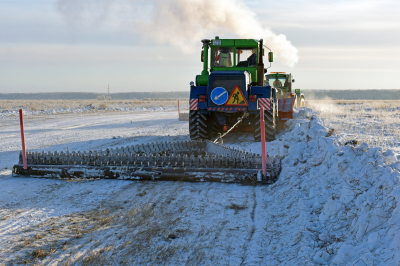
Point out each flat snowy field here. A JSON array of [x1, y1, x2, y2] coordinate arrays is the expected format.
[[1, 105, 400, 265]]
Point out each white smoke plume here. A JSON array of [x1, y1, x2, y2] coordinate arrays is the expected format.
[[56, 0, 114, 28], [57, 0, 298, 66]]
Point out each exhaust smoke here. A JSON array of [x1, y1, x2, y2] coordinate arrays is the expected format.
[[57, 0, 298, 66]]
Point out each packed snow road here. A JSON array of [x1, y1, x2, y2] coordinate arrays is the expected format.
[[0, 109, 400, 265]]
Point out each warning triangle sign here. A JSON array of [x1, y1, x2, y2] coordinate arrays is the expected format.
[[226, 86, 249, 106]]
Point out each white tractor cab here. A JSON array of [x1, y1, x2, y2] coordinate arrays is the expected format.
[[266, 72, 305, 108]]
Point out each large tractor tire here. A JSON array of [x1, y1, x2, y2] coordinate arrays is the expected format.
[[189, 111, 209, 140], [253, 107, 275, 142]]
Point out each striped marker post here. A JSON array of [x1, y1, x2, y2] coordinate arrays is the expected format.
[[19, 109, 27, 170], [260, 107, 267, 176], [178, 100, 180, 118]]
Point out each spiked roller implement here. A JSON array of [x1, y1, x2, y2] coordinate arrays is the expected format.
[[13, 140, 281, 184]]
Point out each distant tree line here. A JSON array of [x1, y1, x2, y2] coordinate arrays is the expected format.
[[0, 90, 399, 100]]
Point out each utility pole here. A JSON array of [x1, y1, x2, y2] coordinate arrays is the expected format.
[[108, 84, 109, 95]]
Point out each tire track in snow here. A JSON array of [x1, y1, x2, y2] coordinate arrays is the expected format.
[[240, 187, 258, 265]]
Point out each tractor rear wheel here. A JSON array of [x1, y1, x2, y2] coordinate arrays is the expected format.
[[253, 108, 275, 142], [189, 111, 209, 140]]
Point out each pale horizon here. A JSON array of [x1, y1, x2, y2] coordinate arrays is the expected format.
[[1, 0, 399, 93]]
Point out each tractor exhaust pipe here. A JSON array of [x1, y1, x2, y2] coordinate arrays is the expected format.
[[196, 39, 211, 86], [258, 39, 264, 86], [201, 39, 210, 76]]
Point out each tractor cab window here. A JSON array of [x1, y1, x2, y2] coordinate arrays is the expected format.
[[212, 47, 233, 67], [236, 48, 257, 67], [267, 75, 289, 90]]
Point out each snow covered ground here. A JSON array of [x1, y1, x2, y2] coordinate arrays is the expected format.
[[309, 100, 400, 152], [0, 104, 185, 118], [0, 106, 399, 265]]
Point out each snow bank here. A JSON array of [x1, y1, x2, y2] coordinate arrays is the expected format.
[[262, 108, 400, 265]]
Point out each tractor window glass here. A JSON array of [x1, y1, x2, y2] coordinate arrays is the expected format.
[[236, 48, 257, 67], [212, 47, 233, 67], [268, 76, 289, 89]]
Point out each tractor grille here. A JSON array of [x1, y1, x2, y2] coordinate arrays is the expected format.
[[209, 76, 245, 107]]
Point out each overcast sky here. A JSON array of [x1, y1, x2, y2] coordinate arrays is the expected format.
[[0, 0, 399, 93]]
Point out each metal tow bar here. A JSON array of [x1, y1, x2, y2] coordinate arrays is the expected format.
[[213, 113, 248, 144]]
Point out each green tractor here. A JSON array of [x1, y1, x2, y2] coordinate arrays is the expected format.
[[189, 37, 303, 141], [266, 72, 306, 108], [191, 37, 281, 141]]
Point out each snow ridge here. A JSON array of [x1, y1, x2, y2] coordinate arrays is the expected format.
[[261, 108, 400, 265]]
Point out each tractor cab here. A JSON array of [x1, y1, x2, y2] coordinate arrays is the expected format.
[[266, 72, 293, 94], [197, 37, 273, 87]]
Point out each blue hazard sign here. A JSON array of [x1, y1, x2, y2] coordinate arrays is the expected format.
[[211, 87, 228, 105]]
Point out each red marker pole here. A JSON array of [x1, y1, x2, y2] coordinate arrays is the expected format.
[[19, 109, 27, 169], [260, 107, 267, 176], [178, 100, 180, 119]]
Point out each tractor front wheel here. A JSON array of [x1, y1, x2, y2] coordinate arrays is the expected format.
[[297, 96, 305, 108], [210, 113, 224, 140]]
